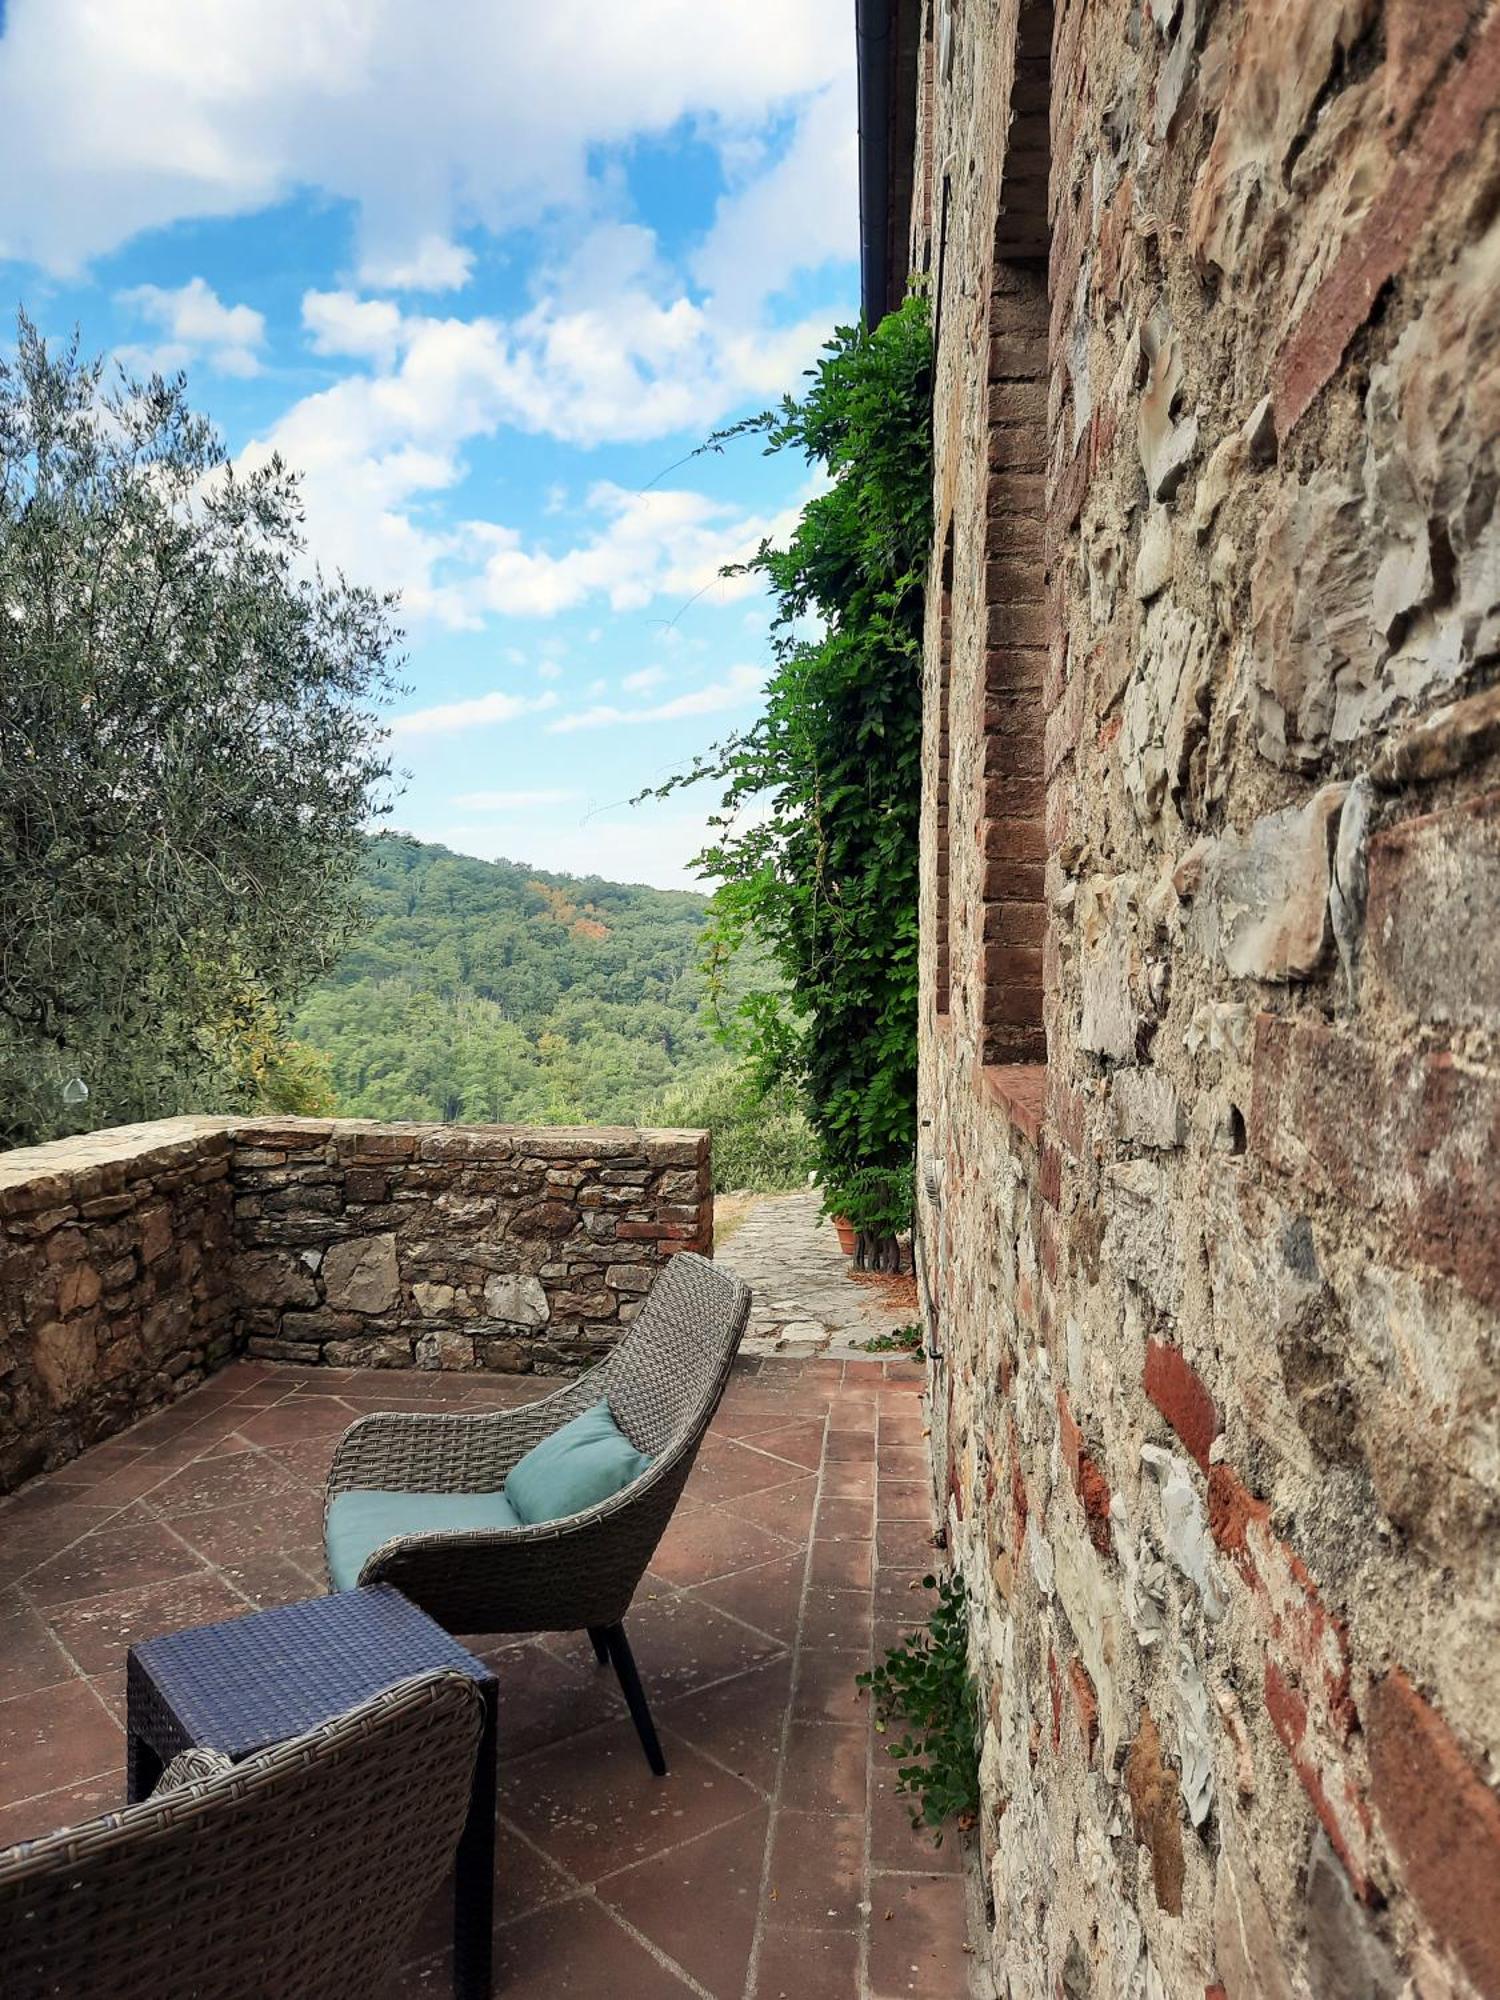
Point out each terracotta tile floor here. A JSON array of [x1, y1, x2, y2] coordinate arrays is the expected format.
[[0, 1354, 973, 1998]]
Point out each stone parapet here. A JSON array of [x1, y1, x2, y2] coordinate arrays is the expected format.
[[0, 1116, 712, 1492]]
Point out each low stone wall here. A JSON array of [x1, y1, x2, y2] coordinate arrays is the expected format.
[[0, 1118, 237, 1490], [230, 1119, 712, 1371], [0, 1115, 712, 1493]]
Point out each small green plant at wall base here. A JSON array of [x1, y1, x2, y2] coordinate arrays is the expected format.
[[857, 1322, 924, 1355], [856, 1572, 980, 1837]]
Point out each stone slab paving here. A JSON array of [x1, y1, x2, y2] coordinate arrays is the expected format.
[[0, 1350, 973, 1998], [719, 1191, 918, 1358]]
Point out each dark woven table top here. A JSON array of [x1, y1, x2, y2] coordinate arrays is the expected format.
[[129, 1585, 494, 1758]]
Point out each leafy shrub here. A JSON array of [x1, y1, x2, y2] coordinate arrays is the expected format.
[[857, 1572, 980, 1837], [646, 293, 933, 1246], [650, 1059, 816, 1193]]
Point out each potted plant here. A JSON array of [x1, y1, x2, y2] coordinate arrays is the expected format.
[[831, 1213, 857, 1257]]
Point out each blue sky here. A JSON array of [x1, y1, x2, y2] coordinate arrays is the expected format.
[[0, 1, 859, 888]]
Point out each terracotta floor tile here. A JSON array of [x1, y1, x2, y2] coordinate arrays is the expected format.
[[753, 1923, 862, 1999], [877, 1446, 931, 1480], [778, 1721, 869, 1817], [658, 1656, 794, 1791], [876, 1481, 933, 1524], [0, 1769, 122, 1848], [648, 1505, 797, 1587], [816, 1494, 875, 1541], [825, 1429, 877, 1462], [877, 1519, 940, 1569], [145, 1446, 307, 1519], [234, 1398, 361, 1445], [689, 1439, 816, 1504], [169, 1486, 327, 1567], [597, 1807, 768, 1999], [45, 1570, 252, 1679], [491, 1897, 698, 1997], [0, 1353, 973, 1990], [868, 1766, 962, 1874], [478, 1640, 626, 1758], [0, 1499, 121, 1590], [790, 1650, 869, 1726], [0, 1679, 121, 1802], [764, 1809, 864, 1929], [868, 1871, 972, 1996], [544, 1591, 786, 1701], [0, 1593, 75, 1704], [807, 1538, 873, 1591], [690, 1554, 807, 1647], [23, 1512, 208, 1609], [821, 1461, 877, 1501], [499, 1720, 761, 1878], [732, 1421, 827, 1469], [733, 1476, 819, 1543], [801, 1585, 873, 1656]]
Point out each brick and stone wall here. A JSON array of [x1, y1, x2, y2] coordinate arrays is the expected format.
[[230, 1119, 711, 1371], [909, 2, 1500, 1995], [0, 1119, 237, 1491], [0, 1116, 711, 1494]]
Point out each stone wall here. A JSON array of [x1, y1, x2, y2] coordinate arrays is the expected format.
[[908, 3, 1500, 1996], [0, 1116, 711, 1493], [230, 1119, 711, 1371], [0, 1119, 237, 1491]]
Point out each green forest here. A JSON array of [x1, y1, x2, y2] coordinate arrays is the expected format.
[[293, 835, 813, 1188]]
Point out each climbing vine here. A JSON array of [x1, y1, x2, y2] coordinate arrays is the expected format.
[[648, 293, 933, 1251]]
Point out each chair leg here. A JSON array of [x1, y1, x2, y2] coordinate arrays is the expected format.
[[602, 1622, 667, 1776], [586, 1625, 610, 1666]]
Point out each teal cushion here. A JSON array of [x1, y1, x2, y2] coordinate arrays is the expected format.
[[325, 1488, 523, 1592], [504, 1399, 652, 1526]]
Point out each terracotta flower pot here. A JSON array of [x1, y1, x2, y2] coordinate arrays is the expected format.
[[831, 1215, 857, 1257]]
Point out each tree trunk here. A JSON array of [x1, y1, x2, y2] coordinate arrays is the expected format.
[[854, 1230, 904, 1273]]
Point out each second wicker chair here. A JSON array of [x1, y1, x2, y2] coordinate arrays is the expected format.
[[323, 1250, 751, 1774]]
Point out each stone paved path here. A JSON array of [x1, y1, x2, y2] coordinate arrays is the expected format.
[[718, 1191, 918, 1358]]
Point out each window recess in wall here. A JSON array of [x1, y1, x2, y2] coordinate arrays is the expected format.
[[977, 0, 1051, 1076]]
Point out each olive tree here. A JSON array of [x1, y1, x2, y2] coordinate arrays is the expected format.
[[0, 316, 403, 1144]]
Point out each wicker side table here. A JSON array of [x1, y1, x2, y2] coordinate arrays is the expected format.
[[126, 1584, 498, 2000]]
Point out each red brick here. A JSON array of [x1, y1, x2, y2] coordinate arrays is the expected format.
[[1273, 10, 1500, 437], [1367, 1668, 1500, 1996], [981, 815, 1045, 861], [1250, 1015, 1500, 1308], [1143, 1340, 1218, 1474], [1265, 1658, 1373, 1898], [1038, 1139, 1062, 1210], [1068, 1657, 1098, 1762]]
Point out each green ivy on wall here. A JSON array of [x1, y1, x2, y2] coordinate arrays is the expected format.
[[648, 292, 933, 1250]]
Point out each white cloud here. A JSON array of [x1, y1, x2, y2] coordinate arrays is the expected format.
[[0, 0, 851, 277], [536, 660, 564, 682], [389, 688, 557, 737], [692, 82, 857, 316], [437, 804, 721, 893], [463, 483, 800, 623], [621, 666, 667, 694], [452, 788, 578, 810], [549, 662, 763, 732], [359, 234, 474, 292], [302, 290, 404, 365], [116, 276, 266, 376]]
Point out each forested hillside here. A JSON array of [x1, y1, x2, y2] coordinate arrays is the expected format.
[[294, 834, 725, 1126]]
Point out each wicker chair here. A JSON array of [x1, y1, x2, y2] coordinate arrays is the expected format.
[[324, 1249, 751, 1775], [0, 1669, 485, 2000]]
